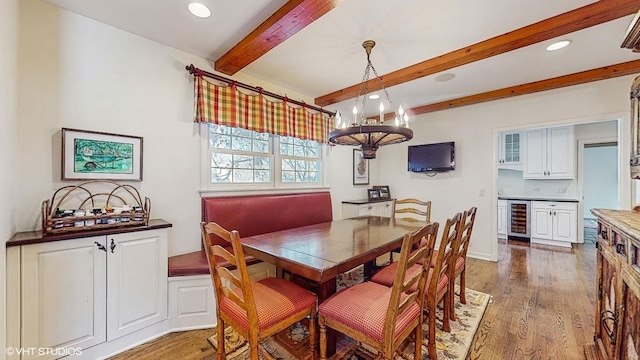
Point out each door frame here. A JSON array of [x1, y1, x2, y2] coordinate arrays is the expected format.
[[576, 137, 618, 244]]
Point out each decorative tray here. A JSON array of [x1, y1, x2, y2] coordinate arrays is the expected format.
[[41, 180, 150, 235]]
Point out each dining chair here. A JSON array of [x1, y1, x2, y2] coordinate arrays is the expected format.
[[318, 223, 437, 360], [386, 198, 432, 263], [201, 222, 317, 360], [450, 207, 477, 315], [372, 212, 461, 360]]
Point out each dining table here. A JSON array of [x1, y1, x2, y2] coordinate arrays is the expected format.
[[240, 215, 426, 355]]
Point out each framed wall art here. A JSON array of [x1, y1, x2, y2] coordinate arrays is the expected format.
[[353, 149, 369, 185], [62, 128, 143, 181]]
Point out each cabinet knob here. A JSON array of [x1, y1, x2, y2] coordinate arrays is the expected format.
[[110, 239, 116, 253], [600, 230, 608, 240]]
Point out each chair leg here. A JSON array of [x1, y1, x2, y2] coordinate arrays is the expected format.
[[414, 318, 422, 360], [442, 291, 451, 333], [449, 277, 456, 321], [427, 304, 437, 360], [248, 330, 260, 360], [319, 316, 327, 360], [309, 308, 317, 360], [216, 321, 226, 359], [459, 268, 467, 304]]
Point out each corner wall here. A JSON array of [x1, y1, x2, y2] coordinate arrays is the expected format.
[[0, 0, 19, 356]]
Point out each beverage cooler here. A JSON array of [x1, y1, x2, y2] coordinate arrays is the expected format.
[[507, 200, 531, 240]]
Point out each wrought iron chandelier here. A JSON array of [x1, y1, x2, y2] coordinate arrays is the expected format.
[[329, 40, 413, 159]]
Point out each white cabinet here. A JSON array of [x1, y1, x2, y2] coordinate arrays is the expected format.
[[531, 201, 577, 247], [498, 132, 523, 169], [21, 237, 107, 359], [497, 200, 507, 239], [20, 228, 168, 360], [342, 200, 393, 219], [523, 126, 574, 179]]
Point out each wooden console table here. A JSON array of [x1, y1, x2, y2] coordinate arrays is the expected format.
[[585, 209, 640, 360]]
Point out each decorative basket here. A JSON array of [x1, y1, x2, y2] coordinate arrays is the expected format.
[[42, 180, 150, 235]]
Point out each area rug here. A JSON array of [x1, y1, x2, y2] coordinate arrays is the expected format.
[[208, 267, 491, 360]]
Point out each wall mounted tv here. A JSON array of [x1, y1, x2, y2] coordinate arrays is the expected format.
[[407, 141, 455, 172]]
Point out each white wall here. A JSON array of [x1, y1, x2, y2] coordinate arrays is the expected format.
[[14, 0, 324, 257], [365, 78, 634, 262], [0, 0, 19, 356]]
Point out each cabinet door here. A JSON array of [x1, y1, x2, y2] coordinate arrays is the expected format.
[[531, 206, 553, 240], [546, 126, 575, 179], [22, 237, 107, 359], [620, 269, 640, 360], [553, 207, 577, 243], [376, 201, 393, 217], [497, 201, 507, 238], [107, 229, 168, 340], [358, 204, 375, 216], [597, 247, 620, 360], [499, 132, 522, 167], [523, 129, 546, 178]]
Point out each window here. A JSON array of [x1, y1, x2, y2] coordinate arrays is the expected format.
[[204, 124, 323, 187]]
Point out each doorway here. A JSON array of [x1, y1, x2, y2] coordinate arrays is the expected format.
[[580, 141, 619, 244]]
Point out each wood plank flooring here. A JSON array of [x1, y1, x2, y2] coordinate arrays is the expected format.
[[110, 239, 597, 360]]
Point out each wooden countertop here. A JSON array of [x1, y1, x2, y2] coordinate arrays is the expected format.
[[342, 198, 395, 205], [7, 219, 172, 247], [591, 208, 640, 240]]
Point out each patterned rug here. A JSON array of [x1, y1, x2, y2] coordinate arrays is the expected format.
[[208, 267, 491, 360]]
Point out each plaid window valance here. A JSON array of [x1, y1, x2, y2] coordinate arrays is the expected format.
[[194, 76, 332, 143]]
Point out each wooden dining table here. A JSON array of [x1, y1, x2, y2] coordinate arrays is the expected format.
[[240, 215, 426, 355]]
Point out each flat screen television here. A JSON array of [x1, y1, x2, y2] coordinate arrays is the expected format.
[[407, 141, 455, 172]]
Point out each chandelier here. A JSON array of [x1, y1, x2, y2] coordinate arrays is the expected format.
[[329, 40, 413, 159]]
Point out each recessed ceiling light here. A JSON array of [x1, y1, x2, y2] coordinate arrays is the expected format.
[[188, 2, 211, 18], [546, 40, 571, 51], [368, 94, 380, 100], [434, 73, 455, 82]]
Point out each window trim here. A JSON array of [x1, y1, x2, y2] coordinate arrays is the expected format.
[[200, 123, 329, 192]]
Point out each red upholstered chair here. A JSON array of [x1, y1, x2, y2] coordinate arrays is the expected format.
[[202, 222, 317, 360], [372, 212, 462, 360], [450, 207, 477, 313], [318, 224, 437, 360]]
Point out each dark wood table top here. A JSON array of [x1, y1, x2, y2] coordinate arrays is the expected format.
[[241, 216, 426, 284]]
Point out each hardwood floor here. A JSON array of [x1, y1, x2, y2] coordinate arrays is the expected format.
[[110, 239, 597, 359]]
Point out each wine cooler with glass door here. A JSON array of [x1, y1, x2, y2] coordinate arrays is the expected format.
[[507, 200, 531, 240]]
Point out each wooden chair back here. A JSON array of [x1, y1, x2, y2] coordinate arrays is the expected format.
[[392, 198, 431, 222], [201, 222, 258, 331], [432, 212, 462, 293], [455, 206, 477, 272]]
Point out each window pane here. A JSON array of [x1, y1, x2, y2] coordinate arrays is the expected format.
[[211, 168, 232, 183], [254, 156, 271, 169], [254, 170, 271, 182], [210, 134, 231, 149], [282, 170, 296, 182], [282, 159, 295, 171], [253, 139, 269, 153], [232, 137, 252, 152], [211, 153, 232, 168], [234, 155, 253, 169], [233, 169, 254, 182]]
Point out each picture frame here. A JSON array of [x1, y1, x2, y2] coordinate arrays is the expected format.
[[62, 128, 143, 181], [373, 185, 390, 199], [367, 189, 380, 201], [353, 149, 369, 185]]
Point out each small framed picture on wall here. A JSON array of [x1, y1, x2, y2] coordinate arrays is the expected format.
[[353, 149, 369, 185]]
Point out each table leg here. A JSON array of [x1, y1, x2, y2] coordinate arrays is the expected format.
[[289, 275, 338, 356]]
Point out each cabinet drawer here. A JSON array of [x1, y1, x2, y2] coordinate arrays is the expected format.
[[531, 201, 576, 211]]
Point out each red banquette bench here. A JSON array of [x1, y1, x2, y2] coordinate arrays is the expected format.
[[168, 192, 333, 277]]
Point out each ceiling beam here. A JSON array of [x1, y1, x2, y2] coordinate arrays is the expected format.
[[215, 0, 343, 75], [405, 59, 640, 116], [315, 0, 639, 107]]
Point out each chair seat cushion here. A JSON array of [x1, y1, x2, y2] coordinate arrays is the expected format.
[[371, 265, 448, 297], [319, 281, 421, 343], [220, 277, 316, 331]]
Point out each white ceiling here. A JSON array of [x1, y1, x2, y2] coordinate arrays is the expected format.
[[41, 0, 640, 118]]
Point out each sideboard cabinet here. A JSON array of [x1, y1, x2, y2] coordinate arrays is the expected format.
[[7, 220, 171, 360], [586, 209, 640, 360]]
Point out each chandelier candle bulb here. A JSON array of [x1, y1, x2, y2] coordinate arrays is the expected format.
[[379, 102, 384, 123]]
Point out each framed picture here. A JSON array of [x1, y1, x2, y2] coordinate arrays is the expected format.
[[367, 189, 380, 201], [62, 128, 143, 181], [353, 149, 369, 185], [374, 185, 390, 199]]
